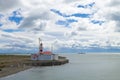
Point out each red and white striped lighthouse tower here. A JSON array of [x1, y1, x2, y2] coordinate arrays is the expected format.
[[39, 38, 43, 54]]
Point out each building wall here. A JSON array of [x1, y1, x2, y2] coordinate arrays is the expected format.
[[31, 54, 58, 60], [38, 55, 53, 60], [53, 54, 58, 60]]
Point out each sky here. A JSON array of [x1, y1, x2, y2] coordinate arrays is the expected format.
[[0, 0, 120, 53]]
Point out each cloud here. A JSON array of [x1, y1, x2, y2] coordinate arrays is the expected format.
[[20, 19, 47, 31], [56, 19, 78, 27], [0, 30, 37, 52], [77, 2, 95, 8], [0, 9, 22, 30], [63, 0, 79, 3], [109, 0, 120, 6], [0, 0, 21, 12], [108, 12, 120, 32], [51, 9, 92, 18], [19, 6, 52, 31], [103, 0, 120, 32], [91, 20, 104, 25], [0, 0, 120, 53]]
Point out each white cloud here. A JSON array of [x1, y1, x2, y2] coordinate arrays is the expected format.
[[0, 0, 22, 13], [0, 0, 120, 53]]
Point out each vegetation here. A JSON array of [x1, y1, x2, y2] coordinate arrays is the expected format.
[[0, 55, 30, 68], [0, 55, 32, 78]]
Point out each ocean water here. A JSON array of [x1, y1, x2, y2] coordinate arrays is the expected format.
[[1, 53, 120, 80]]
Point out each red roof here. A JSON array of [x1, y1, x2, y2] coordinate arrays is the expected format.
[[43, 51, 52, 54]]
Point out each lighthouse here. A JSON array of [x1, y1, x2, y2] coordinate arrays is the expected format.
[[31, 38, 58, 60], [39, 38, 43, 54]]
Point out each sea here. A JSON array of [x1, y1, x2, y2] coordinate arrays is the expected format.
[[1, 53, 120, 80]]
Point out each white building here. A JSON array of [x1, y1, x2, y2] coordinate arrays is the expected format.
[[31, 38, 58, 61], [31, 54, 58, 60]]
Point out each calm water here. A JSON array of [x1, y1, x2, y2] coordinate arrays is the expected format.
[[1, 53, 120, 80]]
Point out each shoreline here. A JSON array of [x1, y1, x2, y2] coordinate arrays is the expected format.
[[0, 55, 31, 78], [0, 66, 32, 78], [0, 59, 69, 78], [0, 55, 69, 78]]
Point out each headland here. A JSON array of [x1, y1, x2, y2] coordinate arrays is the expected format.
[[0, 55, 68, 78]]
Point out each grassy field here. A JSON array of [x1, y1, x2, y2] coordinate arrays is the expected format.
[[0, 55, 31, 78], [0, 55, 30, 69]]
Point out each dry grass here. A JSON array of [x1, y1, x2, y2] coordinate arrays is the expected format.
[[0, 55, 32, 78], [0, 55, 30, 68]]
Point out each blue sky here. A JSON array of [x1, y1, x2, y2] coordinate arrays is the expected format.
[[8, 9, 23, 25], [0, 0, 120, 53]]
